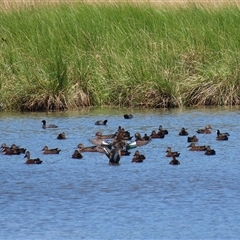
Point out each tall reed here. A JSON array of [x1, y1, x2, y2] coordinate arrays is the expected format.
[[0, 3, 240, 111]]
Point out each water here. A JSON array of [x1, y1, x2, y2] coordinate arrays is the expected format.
[[1, 107, 240, 240]]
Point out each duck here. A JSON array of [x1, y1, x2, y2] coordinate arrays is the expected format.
[[95, 131, 115, 139], [135, 135, 150, 145], [103, 147, 121, 165], [72, 150, 83, 159], [123, 114, 133, 119], [10, 144, 26, 154], [89, 138, 112, 149], [179, 127, 189, 136], [204, 146, 216, 155], [77, 143, 105, 153], [0, 143, 8, 152], [134, 132, 151, 146], [216, 129, 229, 140], [187, 143, 207, 151], [166, 147, 180, 157], [1, 143, 25, 155], [114, 127, 133, 141], [110, 140, 131, 156], [112, 139, 126, 148], [187, 135, 199, 142], [196, 124, 212, 134], [95, 119, 108, 125], [169, 156, 180, 165], [150, 130, 164, 139], [142, 133, 151, 141], [120, 149, 131, 156], [158, 125, 168, 135], [89, 132, 115, 146], [2, 147, 21, 155], [132, 150, 145, 163], [42, 146, 61, 154], [42, 120, 58, 129], [57, 132, 66, 140], [24, 151, 43, 164]]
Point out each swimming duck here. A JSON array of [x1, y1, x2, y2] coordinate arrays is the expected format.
[[187, 143, 207, 151], [179, 127, 189, 136], [158, 125, 168, 135], [0, 143, 8, 152], [150, 130, 164, 139], [42, 146, 61, 154], [123, 114, 133, 119], [10, 144, 26, 154], [114, 127, 133, 141], [169, 156, 180, 165], [89, 138, 112, 149], [110, 140, 131, 156], [42, 120, 58, 129], [95, 131, 115, 139], [72, 150, 83, 159], [24, 151, 42, 164], [1, 143, 25, 155], [90, 132, 115, 146], [95, 119, 108, 125], [132, 150, 146, 163], [204, 146, 216, 155], [166, 147, 180, 157], [2, 147, 21, 155], [134, 132, 150, 146], [196, 124, 212, 134], [142, 133, 151, 141], [187, 135, 199, 142], [103, 147, 121, 165], [216, 129, 229, 141], [57, 132, 66, 140], [77, 143, 105, 153], [120, 149, 131, 156]]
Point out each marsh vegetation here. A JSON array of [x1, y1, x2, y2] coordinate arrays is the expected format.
[[1, 2, 240, 111]]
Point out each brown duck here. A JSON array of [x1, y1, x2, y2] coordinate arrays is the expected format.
[[57, 132, 66, 140], [150, 130, 164, 139], [42, 146, 61, 154], [187, 135, 199, 143], [134, 132, 150, 146], [166, 147, 180, 157], [169, 156, 180, 165], [72, 150, 83, 159], [24, 151, 42, 164], [196, 124, 212, 134], [179, 127, 189, 136], [132, 150, 146, 163], [77, 143, 105, 153], [204, 146, 216, 155], [187, 143, 207, 151]]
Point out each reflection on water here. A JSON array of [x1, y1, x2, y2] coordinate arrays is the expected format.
[[1, 107, 240, 240]]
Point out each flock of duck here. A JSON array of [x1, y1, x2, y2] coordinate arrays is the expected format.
[[1, 115, 230, 165]]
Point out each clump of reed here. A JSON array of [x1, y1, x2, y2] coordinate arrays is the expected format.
[[0, 3, 240, 111]]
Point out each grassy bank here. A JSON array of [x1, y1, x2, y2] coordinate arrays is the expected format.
[[0, 3, 240, 111]]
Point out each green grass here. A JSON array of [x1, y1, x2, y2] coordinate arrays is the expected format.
[[0, 3, 240, 111]]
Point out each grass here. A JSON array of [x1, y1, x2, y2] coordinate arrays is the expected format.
[[0, 2, 240, 111]]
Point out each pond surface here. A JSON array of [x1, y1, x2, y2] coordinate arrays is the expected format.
[[1, 107, 240, 240]]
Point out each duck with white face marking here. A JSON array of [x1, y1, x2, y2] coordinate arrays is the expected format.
[[42, 120, 58, 129], [216, 129, 229, 140]]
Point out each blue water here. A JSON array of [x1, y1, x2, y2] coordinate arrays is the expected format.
[[1, 107, 240, 240]]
